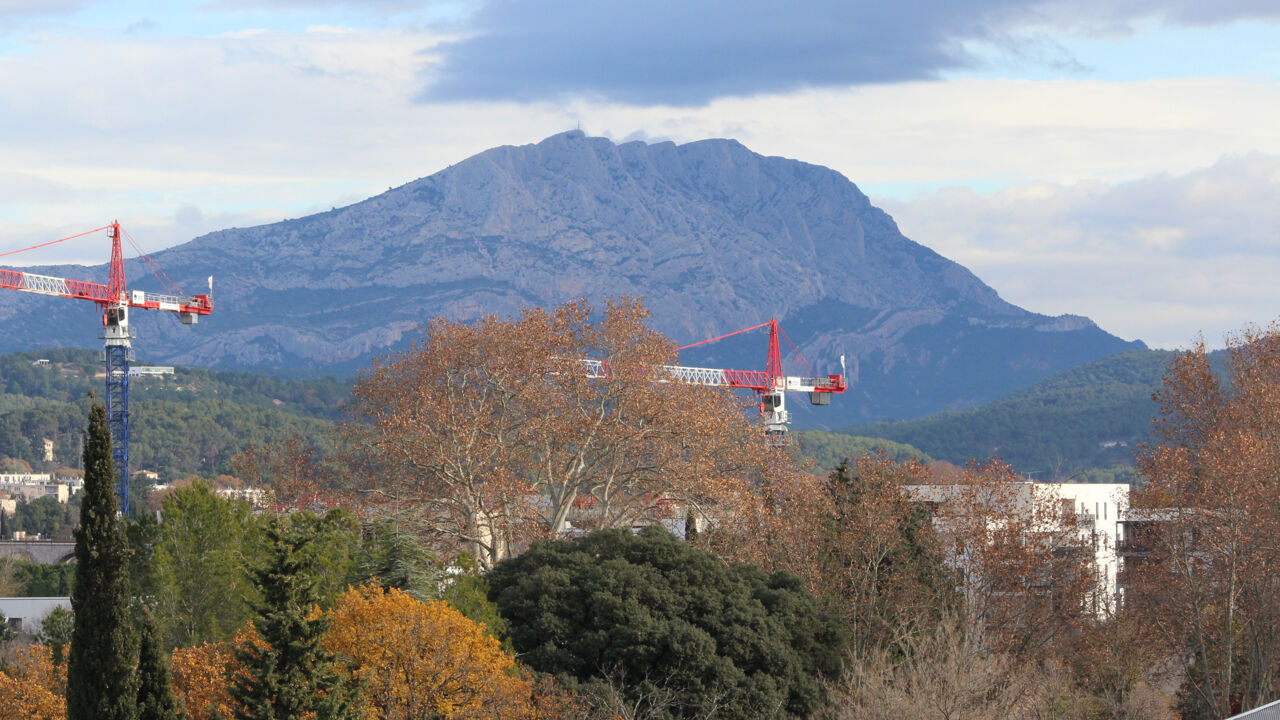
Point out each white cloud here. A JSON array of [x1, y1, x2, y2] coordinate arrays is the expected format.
[[879, 153, 1280, 349], [0, 20, 1277, 353]]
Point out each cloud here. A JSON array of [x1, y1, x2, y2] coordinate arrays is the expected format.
[[0, 0, 80, 18], [418, 0, 1280, 105], [202, 0, 426, 13], [879, 154, 1280, 348], [0, 13, 1275, 352]]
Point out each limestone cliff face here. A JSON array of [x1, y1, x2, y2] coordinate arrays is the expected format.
[[0, 131, 1140, 423]]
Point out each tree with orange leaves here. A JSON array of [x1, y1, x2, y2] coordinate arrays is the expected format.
[[323, 582, 530, 720], [171, 640, 239, 720], [0, 643, 67, 720], [346, 298, 758, 569], [1133, 324, 1280, 719]]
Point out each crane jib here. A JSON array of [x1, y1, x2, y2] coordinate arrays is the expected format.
[[0, 268, 212, 314]]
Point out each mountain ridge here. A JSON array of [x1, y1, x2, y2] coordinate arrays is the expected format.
[[0, 131, 1142, 423]]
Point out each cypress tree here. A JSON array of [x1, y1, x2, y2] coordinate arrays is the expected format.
[[137, 606, 182, 720], [67, 401, 137, 720], [231, 513, 360, 720]]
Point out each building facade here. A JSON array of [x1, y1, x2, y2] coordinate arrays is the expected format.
[[905, 481, 1130, 615]]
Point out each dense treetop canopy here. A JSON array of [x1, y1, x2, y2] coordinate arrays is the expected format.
[[488, 526, 843, 720]]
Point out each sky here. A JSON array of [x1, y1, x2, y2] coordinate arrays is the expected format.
[[0, 1, 1278, 349]]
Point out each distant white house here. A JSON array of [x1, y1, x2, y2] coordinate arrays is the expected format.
[[216, 486, 269, 507], [0, 596, 70, 634]]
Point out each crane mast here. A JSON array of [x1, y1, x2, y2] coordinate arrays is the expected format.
[[0, 221, 212, 514]]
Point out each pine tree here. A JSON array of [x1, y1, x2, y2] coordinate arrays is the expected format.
[[67, 401, 137, 720], [137, 606, 183, 720], [231, 513, 360, 720]]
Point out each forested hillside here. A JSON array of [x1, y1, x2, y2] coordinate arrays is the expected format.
[[0, 349, 345, 481], [793, 430, 930, 474], [840, 350, 1189, 478]]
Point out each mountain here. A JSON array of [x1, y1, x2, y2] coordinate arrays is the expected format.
[[0, 131, 1142, 424], [835, 349, 1177, 477]]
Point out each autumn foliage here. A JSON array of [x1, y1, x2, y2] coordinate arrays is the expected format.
[[716, 456, 956, 657], [0, 644, 66, 720], [346, 298, 758, 569], [1134, 324, 1280, 718], [324, 582, 530, 720], [171, 639, 240, 720]]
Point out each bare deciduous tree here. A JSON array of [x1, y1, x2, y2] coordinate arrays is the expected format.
[[715, 456, 956, 658], [826, 616, 1057, 720], [346, 298, 759, 568], [1134, 324, 1280, 719], [931, 461, 1098, 660]]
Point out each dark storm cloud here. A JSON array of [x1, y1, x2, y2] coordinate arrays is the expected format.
[[417, 0, 1280, 106]]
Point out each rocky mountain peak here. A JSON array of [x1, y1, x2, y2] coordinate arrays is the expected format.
[[0, 133, 1139, 423]]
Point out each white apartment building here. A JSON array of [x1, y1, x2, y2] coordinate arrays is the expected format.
[[0, 473, 83, 504], [905, 481, 1129, 615]]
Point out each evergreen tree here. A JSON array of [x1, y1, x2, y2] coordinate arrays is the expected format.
[[136, 606, 183, 720], [0, 610, 15, 646], [67, 401, 137, 720], [490, 526, 844, 720], [231, 513, 360, 720], [37, 606, 74, 667]]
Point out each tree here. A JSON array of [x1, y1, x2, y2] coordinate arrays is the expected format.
[[283, 509, 363, 608], [171, 640, 238, 720], [324, 582, 529, 720], [926, 461, 1097, 659], [38, 606, 74, 667], [230, 513, 361, 720], [715, 456, 956, 658], [355, 522, 445, 603], [152, 481, 260, 647], [67, 401, 137, 720], [136, 606, 182, 720], [488, 526, 844, 720], [1134, 325, 1280, 718], [0, 644, 67, 720], [230, 435, 324, 507], [12, 495, 79, 541], [827, 616, 1061, 720], [346, 299, 758, 570], [16, 561, 75, 596], [0, 610, 15, 647]]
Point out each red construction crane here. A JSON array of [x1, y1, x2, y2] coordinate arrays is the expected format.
[[0, 221, 213, 514], [583, 318, 847, 442]]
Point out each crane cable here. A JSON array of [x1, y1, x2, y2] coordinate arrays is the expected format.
[[678, 320, 822, 377], [121, 227, 185, 298], [1, 224, 190, 300], [0, 224, 115, 259]]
